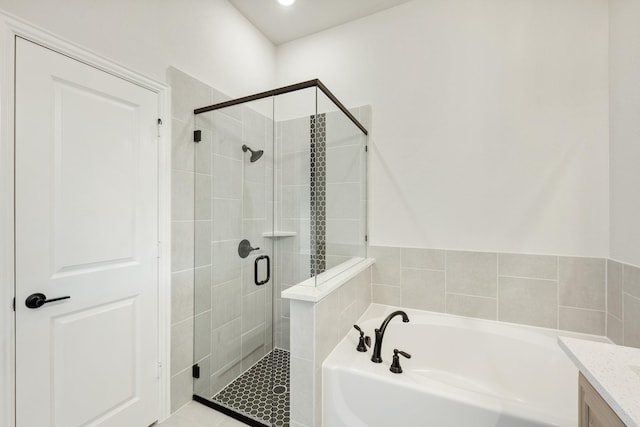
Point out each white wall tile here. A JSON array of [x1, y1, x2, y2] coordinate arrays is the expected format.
[[194, 311, 212, 361], [559, 307, 605, 335], [315, 291, 341, 363], [172, 221, 194, 272], [212, 155, 242, 199], [401, 248, 445, 270], [326, 183, 360, 219], [290, 301, 314, 361], [446, 293, 496, 320], [194, 266, 211, 315], [624, 264, 640, 299], [607, 260, 623, 319], [212, 279, 241, 328], [211, 112, 243, 160], [327, 145, 360, 183], [447, 251, 497, 298], [212, 199, 242, 241], [195, 134, 212, 175], [172, 170, 195, 221], [624, 294, 640, 347], [194, 221, 211, 268], [195, 173, 211, 221], [170, 368, 194, 413], [559, 257, 605, 310], [607, 314, 623, 345], [171, 319, 194, 374], [372, 284, 401, 306], [290, 356, 314, 426], [369, 246, 401, 285], [242, 289, 266, 333], [241, 324, 266, 360], [172, 270, 194, 324], [498, 276, 557, 328], [401, 268, 445, 312], [498, 253, 557, 280], [211, 318, 241, 373], [172, 118, 195, 172]]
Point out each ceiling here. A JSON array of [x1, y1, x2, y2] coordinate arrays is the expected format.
[[228, 0, 415, 45]]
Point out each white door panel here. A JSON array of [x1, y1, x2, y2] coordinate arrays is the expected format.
[[15, 37, 159, 427]]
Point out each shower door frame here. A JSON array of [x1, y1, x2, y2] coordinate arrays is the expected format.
[[194, 79, 368, 136], [0, 13, 173, 426]]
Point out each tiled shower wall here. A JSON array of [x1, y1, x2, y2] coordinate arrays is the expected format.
[[369, 246, 640, 347], [605, 259, 640, 347], [168, 67, 274, 411]]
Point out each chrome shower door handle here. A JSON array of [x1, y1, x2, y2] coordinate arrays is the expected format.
[[254, 255, 270, 286]]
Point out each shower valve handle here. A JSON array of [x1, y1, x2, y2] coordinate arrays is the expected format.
[[238, 239, 260, 258]]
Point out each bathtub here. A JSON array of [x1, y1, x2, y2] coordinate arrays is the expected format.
[[323, 304, 609, 427]]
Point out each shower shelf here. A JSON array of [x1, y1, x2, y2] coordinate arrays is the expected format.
[[262, 231, 297, 238]]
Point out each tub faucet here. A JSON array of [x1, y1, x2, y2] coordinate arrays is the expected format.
[[371, 310, 410, 363]]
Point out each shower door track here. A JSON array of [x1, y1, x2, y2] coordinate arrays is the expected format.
[[193, 395, 269, 427], [193, 79, 368, 135]]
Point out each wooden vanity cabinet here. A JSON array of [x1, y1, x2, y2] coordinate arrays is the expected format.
[[579, 372, 626, 427]]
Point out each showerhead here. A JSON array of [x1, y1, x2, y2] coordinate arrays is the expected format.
[[242, 144, 264, 162]]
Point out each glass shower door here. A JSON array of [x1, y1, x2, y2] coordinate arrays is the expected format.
[[193, 96, 281, 426]]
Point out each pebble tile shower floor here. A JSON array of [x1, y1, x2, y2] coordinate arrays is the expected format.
[[212, 348, 290, 427]]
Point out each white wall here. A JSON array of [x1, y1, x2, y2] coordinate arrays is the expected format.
[[609, 0, 640, 267], [0, 0, 276, 97], [277, 0, 610, 257]]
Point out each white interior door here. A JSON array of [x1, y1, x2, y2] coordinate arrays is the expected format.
[[14, 37, 160, 427]]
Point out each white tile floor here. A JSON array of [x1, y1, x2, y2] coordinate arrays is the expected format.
[[156, 402, 247, 427]]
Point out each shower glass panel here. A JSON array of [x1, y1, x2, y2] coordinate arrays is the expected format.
[[273, 87, 316, 290], [316, 91, 368, 273], [192, 80, 367, 427]]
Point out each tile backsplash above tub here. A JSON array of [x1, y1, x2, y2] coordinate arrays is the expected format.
[[369, 246, 640, 348]]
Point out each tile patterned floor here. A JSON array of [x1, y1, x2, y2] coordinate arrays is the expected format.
[[211, 348, 290, 427]]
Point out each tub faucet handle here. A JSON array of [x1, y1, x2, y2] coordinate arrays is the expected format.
[[353, 325, 371, 352], [390, 349, 411, 374]]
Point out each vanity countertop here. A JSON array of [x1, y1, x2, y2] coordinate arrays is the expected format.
[[558, 336, 640, 427]]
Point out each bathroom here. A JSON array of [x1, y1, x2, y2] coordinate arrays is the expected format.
[[1, 0, 639, 426]]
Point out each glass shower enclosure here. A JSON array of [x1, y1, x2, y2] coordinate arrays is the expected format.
[[190, 80, 368, 427]]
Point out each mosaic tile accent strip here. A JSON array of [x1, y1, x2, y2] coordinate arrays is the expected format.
[[212, 348, 290, 427], [310, 114, 327, 276]]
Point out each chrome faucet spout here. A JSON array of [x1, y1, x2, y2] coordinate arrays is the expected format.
[[371, 310, 409, 363]]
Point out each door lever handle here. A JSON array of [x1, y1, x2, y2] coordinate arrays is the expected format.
[[25, 293, 71, 309]]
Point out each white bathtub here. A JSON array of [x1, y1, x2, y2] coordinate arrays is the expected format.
[[323, 304, 609, 427]]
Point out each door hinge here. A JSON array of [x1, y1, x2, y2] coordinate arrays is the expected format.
[[365, 145, 368, 152], [365, 235, 368, 243], [156, 118, 163, 138], [192, 363, 200, 379], [194, 130, 201, 143], [12, 297, 15, 311]]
